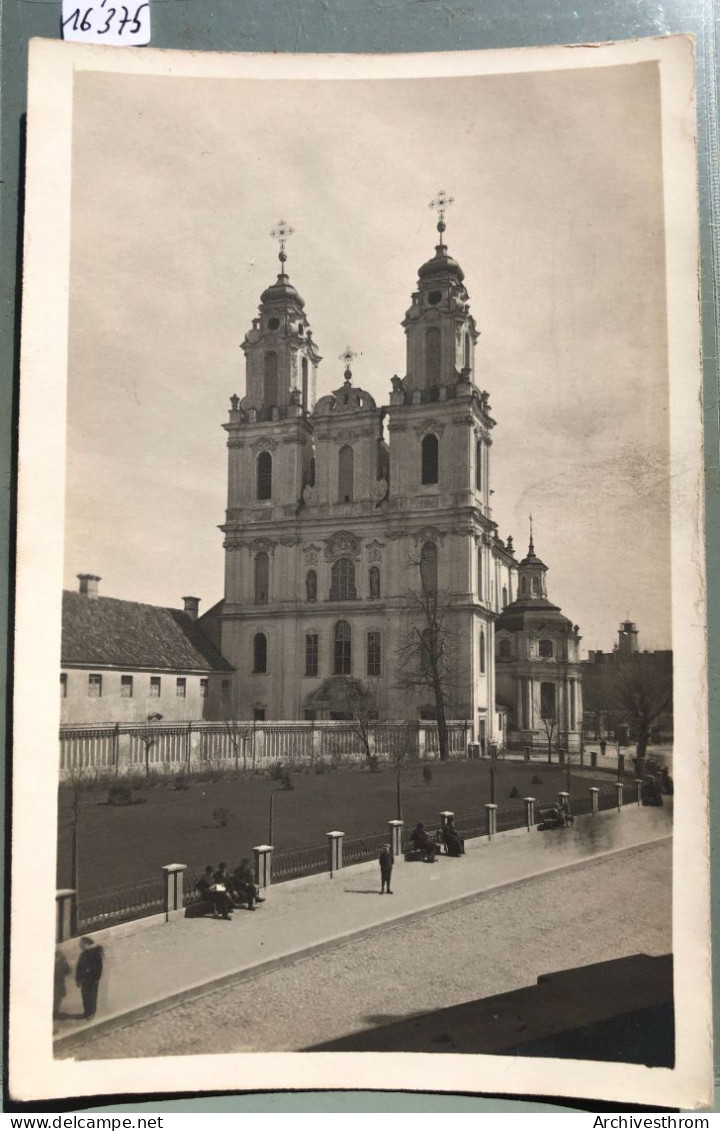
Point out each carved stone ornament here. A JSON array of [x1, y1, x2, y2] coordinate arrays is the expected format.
[[303, 543, 322, 558], [372, 478, 389, 502], [249, 437, 280, 453], [452, 413, 475, 426], [324, 531, 362, 561], [413, 525, 445, 544], [279, 536, 301, 546], [387, 529, 410, 540], [366, 539, 385, 562], [226, 437, 245, 450], [302, 485, 319, 505], [413, 419, 447, 439], [249, 537, 276, 554]]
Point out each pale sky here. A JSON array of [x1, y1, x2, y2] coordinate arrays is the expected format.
[[65, 60, 671, 653]]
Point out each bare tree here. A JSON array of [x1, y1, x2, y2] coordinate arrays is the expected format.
[[137, 712, 164, 778], [224, 718, 256, 773], [540, 711, 557, 763], [394, 550, 458, 761], [321, 676, 379, 763], [598, 656, 673, 765]]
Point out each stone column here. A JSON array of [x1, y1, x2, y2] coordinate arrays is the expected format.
[[614, 781, 624, 810], [162, 863, 187, 921], [327, 831, 344, 876], [558, 790, 570, 809], [523, 797, 536, 831], [388, 819, 404, 861], [56, 889, 76, 943], [253, 844, 274, 889], [485, 803, 498, 839], [590, 786, 600, 815]]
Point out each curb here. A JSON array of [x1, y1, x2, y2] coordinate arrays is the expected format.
[[54, 831, 671, 1055]]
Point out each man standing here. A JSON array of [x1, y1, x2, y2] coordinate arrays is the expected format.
[[379, 843, 393, 894], [75, 936, 104, 1021]]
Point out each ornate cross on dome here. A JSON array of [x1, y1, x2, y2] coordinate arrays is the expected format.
[[529, 512, 535, 556], [270, 219, 295, 269], [429, 190, 454, 238], [339, 346, 357, 382]]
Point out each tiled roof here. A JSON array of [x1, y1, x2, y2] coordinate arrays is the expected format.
[[62, 592, 234, 672]]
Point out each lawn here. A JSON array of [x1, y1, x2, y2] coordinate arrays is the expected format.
[[58, 760, 602, 898]]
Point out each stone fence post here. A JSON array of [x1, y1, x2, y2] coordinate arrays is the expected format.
[[523, 797, 536, 831], [253, 844, 274, 889], [614, 781, 624, 810], [56, 889, 76, 943], [162, 863, 187, 921], [486, 803, 498, 839], [617, 753, 625, 780], [327, 831, 344, 876], [590, 786, 600, 815], [558, 790, 570, 808], [388, 819, 404, 861], [634, 778, 643, 806], [439, 810, 454, 830]]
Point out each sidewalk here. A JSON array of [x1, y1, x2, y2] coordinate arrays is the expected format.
[[54, 802, 671, 1052]]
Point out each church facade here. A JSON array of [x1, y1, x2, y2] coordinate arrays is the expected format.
[[202, 206, 581, 749]]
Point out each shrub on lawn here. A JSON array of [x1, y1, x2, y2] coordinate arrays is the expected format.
[[314, 761, 328, 775], [269, 762, 286, 782], [422, 766, 433, 786], [367, 755, 380, 773], [531, 774, 543, 785], [281, 770, 295, 791], [173, 773, 191, 791], [107, 783, 135, 806], [509, 785, 520, 798], [212, 806, 235, 828]]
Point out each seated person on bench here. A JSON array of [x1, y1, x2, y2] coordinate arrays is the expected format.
[[197, 865, 234, 919], [442, 817, 465, 856], [410, 822, 439, 862], [232, 858, 265, 909]]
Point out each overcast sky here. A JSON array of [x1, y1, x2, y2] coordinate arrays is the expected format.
[[65, 59, 671, 653]]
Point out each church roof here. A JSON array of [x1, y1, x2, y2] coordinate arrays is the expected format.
[[260, 272, 305, 308], [496, 598, 575, 634], [61, 591, 234, 672], [418, 242, 465, 283], [314, 369, 377, 416]]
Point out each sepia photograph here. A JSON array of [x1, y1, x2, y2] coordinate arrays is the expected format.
[[10, 35, 711, 1108]]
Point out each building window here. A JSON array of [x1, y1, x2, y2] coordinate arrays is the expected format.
[[60, 673, 67, 698], [532, 576, 540, 596], [369, 566, 380, 599], [254, 552, 269, 604], [421, 433, 439, 485], [425, 326, 441, 384], [150, 676, 161, 698], [420, 541, 437, 595], [498, 638, 511, 660], [367, 630, 381, 677], [477, 547, 483, 599], [464, 332, 471, 370], [256, 451, 272, 500], [338, 444, 354, 503], [330, 557, 356, 600], [521, 576, 528, 596], [305, 633, 319, 677], [121, 675, 133, 698], [221, 679, 231, 701], [253, 633, 268, 673], [263, 350, 278, 406], [200, 678, 208, 698], [502, 585, 508, 608], [540, 682, 556, 719], [306, 569, 317, 602], [176, 677, 186, 697], [476, 438, 482, 491], [302, 357, 309, 410], [539, 638, 554, 658], [88, 673, 102, 698], [333, 620, 352, 675], [480, 629, 486, 674], [253, 707, 265, 721]]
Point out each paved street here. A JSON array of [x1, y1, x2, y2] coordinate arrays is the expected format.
[[69, 838, 671, 1059]]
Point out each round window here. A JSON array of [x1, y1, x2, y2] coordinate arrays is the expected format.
[[427, 290, 442, 305], [267, 317, 280, 331]]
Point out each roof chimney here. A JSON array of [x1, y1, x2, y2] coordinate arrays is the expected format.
[[78, 574, 101, 599], [183, 596, 200, 621]]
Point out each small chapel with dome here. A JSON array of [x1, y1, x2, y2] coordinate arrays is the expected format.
[[203, 200, 583, 751]]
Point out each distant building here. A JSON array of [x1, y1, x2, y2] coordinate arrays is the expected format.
[[494, 538, 583, 752], [61, 574, 234, 725], [582, 620, 673, 742]]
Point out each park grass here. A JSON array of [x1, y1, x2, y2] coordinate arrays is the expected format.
[[57, 759, 600, 898]]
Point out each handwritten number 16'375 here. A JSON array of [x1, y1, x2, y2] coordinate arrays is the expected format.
[[63, 3, 148, 36]]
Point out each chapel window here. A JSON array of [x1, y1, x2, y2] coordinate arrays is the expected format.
[[254, 552, 269, 604], [256, 451, 272, 500], [421, 434, 439, 485], [330, 558, 356, 601], [333, 620, 352, 675]]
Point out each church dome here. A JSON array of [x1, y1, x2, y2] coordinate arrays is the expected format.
[[418, 243, 465, 283], [260, 273, 305, 308]]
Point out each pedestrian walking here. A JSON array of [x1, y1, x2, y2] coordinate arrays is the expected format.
[[379, 843, 393, 894], [53, 949, 70, 1019], [75, 936, 104, 1021]]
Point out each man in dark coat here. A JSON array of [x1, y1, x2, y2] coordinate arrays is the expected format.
[[379, 843, 393, 894], [76, 936, 104, 1020], [232, 858, 265, 910]]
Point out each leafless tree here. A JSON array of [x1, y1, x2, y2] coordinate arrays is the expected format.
[[137, 712, 164, 778], [224, 718, 256, 773], [597, 656, 673, 765], [540, 711, 557, 763], [321, 676, 379, 763]]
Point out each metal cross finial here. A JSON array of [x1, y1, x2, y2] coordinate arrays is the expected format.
[[429, 190, 455, 237], [339, 346, 357, 382], [529, 513, 535, 555], [270, 220, 295, 268]]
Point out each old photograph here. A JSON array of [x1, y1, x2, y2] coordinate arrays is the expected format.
[[10, 36, 711, 1108]]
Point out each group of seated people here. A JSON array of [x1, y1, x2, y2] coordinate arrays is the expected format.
[[408, 818, 465, 862], [196, 860, 264, 919]]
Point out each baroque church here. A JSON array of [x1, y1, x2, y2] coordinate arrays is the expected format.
[[199, 202, 583, 751]]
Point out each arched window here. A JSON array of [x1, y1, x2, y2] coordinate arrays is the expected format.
[[532, 576, 540, 596], [420, 627, 434, 674], [263, 351, 278, 406], [426, 327, 441, 384], [502, 585, 508, 608], [301, 357, 309, 410], [420, 542, 437, 595], [421, 434, 439, 485], [540, 682, 556, 720], [338, 445, 354, 502], [480, 629, 486, 674], [306, 569, 317, 602], [477, 547, 483, 599], [369, 566, 380, 599], [464, 332, 471, 370], [333, 620, 352, 675], [476, 438, 482, 491], [256, 451, 272, 500], [253, 633, 267, 673], [499, 637, 511, 660], [254, 552, 269, 604], [330, 558, 356, 601], [521, 576, 528, 596], [539, 638, 553, 658]]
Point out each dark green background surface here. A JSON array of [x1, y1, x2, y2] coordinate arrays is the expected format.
[[1, 0, 718, 1115]]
